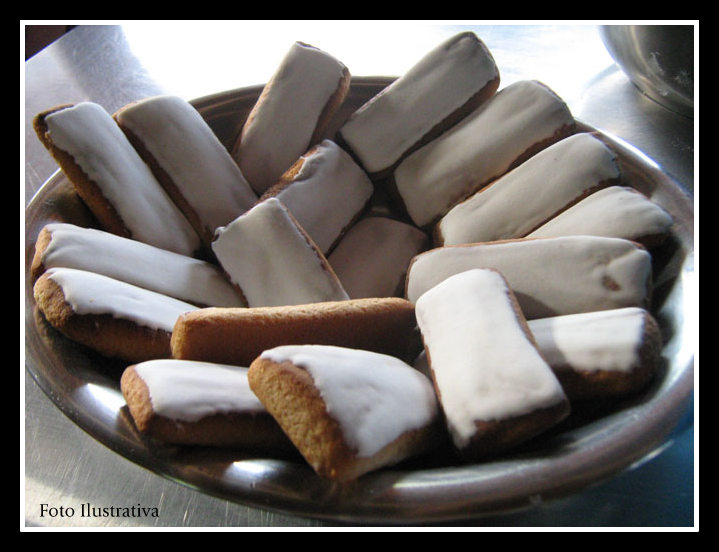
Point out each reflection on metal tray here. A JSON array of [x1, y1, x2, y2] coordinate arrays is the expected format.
[[24, 78, 694, 524]]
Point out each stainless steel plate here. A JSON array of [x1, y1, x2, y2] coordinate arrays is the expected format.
[[24, 78, 695, 524]]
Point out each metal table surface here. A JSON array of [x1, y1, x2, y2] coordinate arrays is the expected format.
[[22, 22, 696, 529]]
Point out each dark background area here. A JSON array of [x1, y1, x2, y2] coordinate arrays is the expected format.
[[25, 25, 76, 60]]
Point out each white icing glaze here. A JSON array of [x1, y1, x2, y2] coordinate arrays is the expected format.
[[328, 216, 428, 299], [528, 307, 648, 374], [414, 269, 566, 448], [46, 267, 198, 332], [39, 223, 244, 307], [233, 42, 348, 195], [406, 236, 652, 319], [393, 80, 574, 227], [211, 197, 349, 307], [527, 185, 674, 241], [339, 31, 499, 174], [133, 359, 264, 422], [44, 102, 201, 256], [115, 95, 258, 237], [270, 140, 374, 254], [260, 345, 438, 458], [415, 307, 650, 378], [438, 133, 620, 245]]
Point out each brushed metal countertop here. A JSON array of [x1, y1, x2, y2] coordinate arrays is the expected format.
[[23, 22, 696, 529]]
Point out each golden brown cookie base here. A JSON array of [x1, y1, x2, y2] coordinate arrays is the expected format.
[[171, 297, 418, 366], [248, 357, 442, 482], [553, 311, 663, 401], [33, 272, 172, 363], [120, 366, 293, 451], [30, 225, 53, 283]]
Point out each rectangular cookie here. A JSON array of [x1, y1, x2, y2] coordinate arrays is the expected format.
[[527, 185, 674, 248], [33, 102, 202, 257], [328, 215, 429, 299], [406, 235, 653, 319], [389, 80, 576, 228], [171, 296, 418, 367], [336, 31, 500, 179], [259, 139, 374, 254], [121, 359, 292, 451], [34, 267, 198, 362], [31, 222, 245, 307], [435, 132, 622, 245], [527, 307, 663, 401], [114, 95, 259, 246], [211, 197, 349, 308], [248, 345, 441, 481], [414, 268, 570, 460], [231, 41, 351, 195]]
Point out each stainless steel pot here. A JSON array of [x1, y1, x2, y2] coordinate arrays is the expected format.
[[600, 25, 694, 118]]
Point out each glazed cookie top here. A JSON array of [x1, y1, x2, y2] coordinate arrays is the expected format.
[[415, 268, 566, 447], [437, 132, 621, 245], [528, 307, 652, 373], [44, 102, 201, 256], [233, 42, 349, 195], [45, 267, 198, 332], [328, 216, 429, 299], [338, 31, 499, 174], [38, 223, 244, 307], [393, 80, 575, 228], [406, 235, 652, 319], [212, 198, 349, 307], [132, 360, 264, 422], [265, 140, 374, 254], [260, 344, 439, 458], [115, 95, 258, 235], [527, 185, 674, 242]]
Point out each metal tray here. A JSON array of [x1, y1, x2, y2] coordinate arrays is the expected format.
[[24, 78, 695, 524]]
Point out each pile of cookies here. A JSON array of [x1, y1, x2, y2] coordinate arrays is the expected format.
[[30, 32, 674, 482]]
